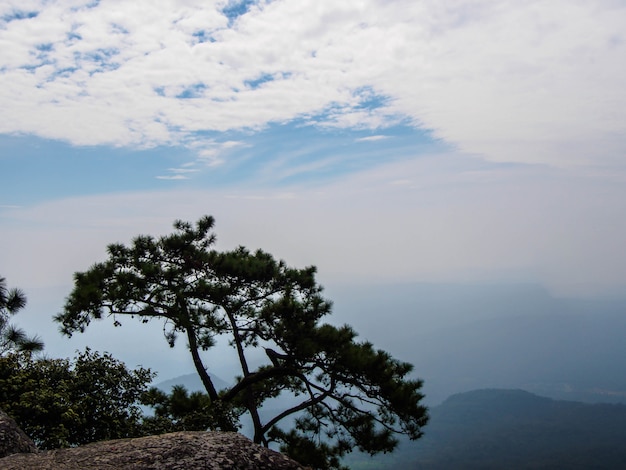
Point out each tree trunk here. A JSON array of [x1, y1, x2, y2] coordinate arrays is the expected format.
[[225, 310, 265, 445], [185, 327, 218, 401]]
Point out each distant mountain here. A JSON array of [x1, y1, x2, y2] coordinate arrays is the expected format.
[[153, 372, 230, 393], [410, 312, 626, 405], [328, 282, 626, 406], [347, 389, 626, 469]]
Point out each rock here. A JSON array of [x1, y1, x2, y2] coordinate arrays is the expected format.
[[0, 408, 37, 458], [0, 431, 309, 469]]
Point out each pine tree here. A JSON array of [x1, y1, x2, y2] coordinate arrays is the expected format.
[[56, 216, 428, 469], [0, 277, 43, 355]]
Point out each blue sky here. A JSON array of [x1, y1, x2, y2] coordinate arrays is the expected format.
[[1, 0, 626, 379], [2, 120, 441, 204]]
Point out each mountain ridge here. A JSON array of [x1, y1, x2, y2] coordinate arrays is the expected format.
[[347, 388, 626, 469]]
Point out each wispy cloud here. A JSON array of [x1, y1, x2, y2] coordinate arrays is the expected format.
[[0, 1, 623, 167], [156, 174, 189, 180], [192, 140, 247, 168], [155, 167, 200, 180], [356, 135, 390, 142], [169, 168, 200, 174]]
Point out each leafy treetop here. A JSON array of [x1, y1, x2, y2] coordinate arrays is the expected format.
[[0, 348, 153, 449]]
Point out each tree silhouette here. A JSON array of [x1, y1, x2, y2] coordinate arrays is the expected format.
[[56, 216, 428, 469], [0, 277, 43, 355]]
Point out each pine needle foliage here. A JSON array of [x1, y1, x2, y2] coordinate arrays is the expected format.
[[55, 216, 428, 469]]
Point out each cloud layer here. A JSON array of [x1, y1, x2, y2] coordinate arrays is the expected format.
[[1, 0, 624, 166]]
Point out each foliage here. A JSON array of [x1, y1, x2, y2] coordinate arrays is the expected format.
[[0, 276, 44, 355], [141, 384, 240, 435], [0, 349, 154, 449], [55, 215, 428, 468]]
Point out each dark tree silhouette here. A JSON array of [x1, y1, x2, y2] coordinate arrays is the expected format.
[[55, 216, 428, 469], [0, 277, 43, 355]]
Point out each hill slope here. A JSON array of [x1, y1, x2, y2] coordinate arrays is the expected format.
[[347, 389, 626, 469]]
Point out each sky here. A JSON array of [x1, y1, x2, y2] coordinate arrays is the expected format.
[[1, 0, 626, 380]]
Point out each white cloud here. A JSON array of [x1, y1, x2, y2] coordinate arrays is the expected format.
[[191, 140, 248, 167], [356, 135, 389, 142], [0, 0, 623, 166]]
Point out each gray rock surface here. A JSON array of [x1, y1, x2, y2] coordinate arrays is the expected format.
[[0, 431, 308, 469], [0, 408, 37, 458]]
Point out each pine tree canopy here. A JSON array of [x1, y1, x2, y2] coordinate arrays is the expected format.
[[55, 215, 428, 469]]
